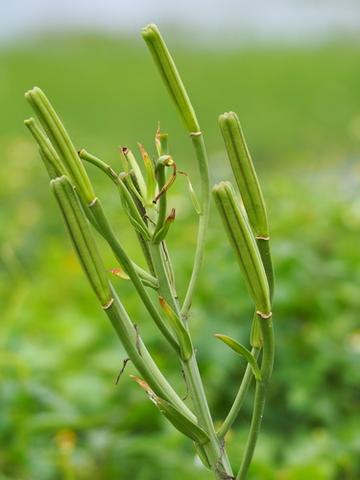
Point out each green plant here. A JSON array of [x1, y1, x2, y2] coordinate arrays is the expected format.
[[24, 24, 275, 480]]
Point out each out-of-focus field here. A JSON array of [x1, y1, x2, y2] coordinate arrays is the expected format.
[[1, 34, 360, 479]]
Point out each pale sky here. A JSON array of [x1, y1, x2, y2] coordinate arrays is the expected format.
[[1, 0, 360, 45]]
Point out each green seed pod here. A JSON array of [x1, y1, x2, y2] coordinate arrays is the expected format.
[[213, 181, 271, 315], [219, 112, 269, 238], [24, 117, 66, 178], [131, 376, 209, 445], [50, 175, 111, 306], [142, 24, 199, 133], [25, 87, 95, 203]]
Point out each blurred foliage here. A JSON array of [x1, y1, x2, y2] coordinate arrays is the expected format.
[[1, 34, 360, 479]]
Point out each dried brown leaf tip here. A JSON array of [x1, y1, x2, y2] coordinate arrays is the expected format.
[[110, 267, 130, 280], [138, 143, 150, 164], [130, 375, 151, 391], [130, 375, 158, 404]]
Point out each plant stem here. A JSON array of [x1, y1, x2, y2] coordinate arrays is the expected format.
[[236, 317, 275, 480], [256, 238, 274, 300], [181, 133, 210, 317], [217, 347, 260, 439], [89, 198, 179, 353], [79, 150, 158, 286], [149, 242, 233, 478], [105, 286, 196, 423]]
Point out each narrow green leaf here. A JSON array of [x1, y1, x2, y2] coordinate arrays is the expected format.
[[121, 147, 147, 201], [128, 215, 152, 241], [179, 170, 202, 215], [213, 181, 271, 315], [215, 334, 262, 381], [156, 397, 209, 444], [116, 174, 151, 240], [131, 376, 209, 445], [219, 111, 269, 238], [142, 24, 200, 133], [138, 143, 156, 204], [159, 297, 193, 361]]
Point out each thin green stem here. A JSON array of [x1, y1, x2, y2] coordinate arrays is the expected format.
[[217, 347, 260, 439], [236, 317, 275, 480], [50, 174, 192, 422], [89, 198, 179, 353], [256, 238, 274, 300], [181, 133, 210, 317], [105, 286, 195, 423], [149, 242, 233, 479]]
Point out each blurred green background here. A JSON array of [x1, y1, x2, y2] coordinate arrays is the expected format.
[[1, 3, 360, 479]]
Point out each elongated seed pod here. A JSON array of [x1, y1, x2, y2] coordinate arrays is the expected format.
[[142, 24, 199, 133], [25, 87, 95, 203], [24, 118, 66, 177], [213, 181, 271, 315], [39, 149, 58, 179], [219, 112, 269, 238], [51, 175, 111, 306]]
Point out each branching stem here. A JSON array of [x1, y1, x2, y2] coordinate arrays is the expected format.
[[149, 242, 233, 479], [236, 317, 275, 480], [217, 347, 260, 439]]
